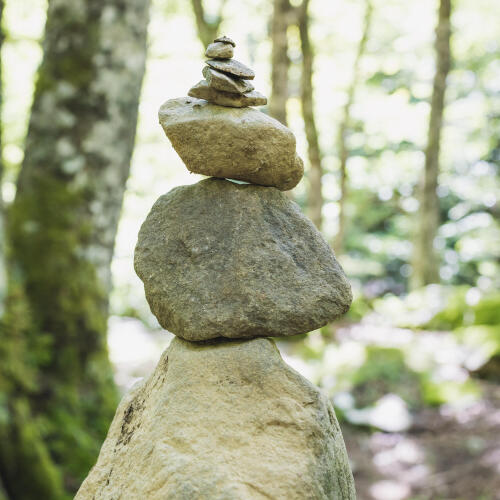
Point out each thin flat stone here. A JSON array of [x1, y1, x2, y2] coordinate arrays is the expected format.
[[188, 80, 266, 108], [206, 58, 255, 80], [205, 41, 234, 59], [214, 35, 235, 47], [202, 66, 254, 94]]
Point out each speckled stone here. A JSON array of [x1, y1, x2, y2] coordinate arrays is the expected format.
[[214, 35, 236, 46], [203, 66, 254, 94], [188, 80, 266, 108], [134, 178, 352, 341], [205, 41, 234, 59], [206, 58, 255, 80]]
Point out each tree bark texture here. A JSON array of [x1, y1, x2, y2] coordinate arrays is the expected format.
[[0, 0, 150, 497], [411, 0, 451, 288], [190, 0, 226, 49], [297, 0, 323, 229], [0, 0, 6, 316], [270, 0, 292, 126], [334, 0, 373, 254]]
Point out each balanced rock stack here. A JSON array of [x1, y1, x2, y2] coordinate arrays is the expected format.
[[77, 37, 356, 500], [188, 36, 267, 108]]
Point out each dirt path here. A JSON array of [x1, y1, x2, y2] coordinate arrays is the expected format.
[[344, 381, 500, 500]]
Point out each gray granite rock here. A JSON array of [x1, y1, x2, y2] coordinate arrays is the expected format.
[[206, 58, 255, 79], [214, 35, 236, 46], [188, 80, 265, 107], [76, 337, 356, 500], [203, 66, 254, 94], [134, 178, 352, 341], [159, 97, 303, 190], [205, 41, 234, 59]]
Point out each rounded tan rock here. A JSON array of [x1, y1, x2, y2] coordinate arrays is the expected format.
[[76, 337, 356, 500], [159, 97, 304, 190], [205, 41, 234, 59]]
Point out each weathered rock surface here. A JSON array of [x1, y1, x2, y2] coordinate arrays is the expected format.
[[214, 35, 236, 46], [188, 80, 266, 108], [159, 97, 304, 190], [203, 66, 254, 94], [134, 178, 352, 341], [76, 337, 356, 500], [205, 41, 234, 59], [206, 58, 255, 79]]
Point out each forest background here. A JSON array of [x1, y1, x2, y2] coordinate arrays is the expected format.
[[0, 0, 499, 499]]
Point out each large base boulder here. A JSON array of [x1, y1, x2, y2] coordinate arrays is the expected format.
[[134, 178, 352, 341], [76, 337, 356, 500]]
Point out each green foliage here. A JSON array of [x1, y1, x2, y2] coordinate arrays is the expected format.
[[2, 175, 118, 492], [425, 289, 500, 330], [350, 347, 422, 409], [474, 293, 500, 326], [421, 378, 480, 407], [346, 294, 373, 321], [456, 325, 500, 361]]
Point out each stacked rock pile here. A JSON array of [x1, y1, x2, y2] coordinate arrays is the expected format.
[[188, 36, 267, 108], [76, 37, 356, 500]]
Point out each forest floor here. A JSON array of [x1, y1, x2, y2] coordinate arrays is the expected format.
[[344, 380, 500, 500]]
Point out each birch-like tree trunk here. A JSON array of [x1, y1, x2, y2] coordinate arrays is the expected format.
[[0, 0, 150, 497], [297, 0, 323, 229], [334, 0, 373, 253], [190, 0, 226, 49], [270, 0, 292, 126], [411, 0, 452, 288]]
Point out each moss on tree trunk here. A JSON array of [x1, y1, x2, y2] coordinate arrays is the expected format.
[[0, 0, 150, 497]]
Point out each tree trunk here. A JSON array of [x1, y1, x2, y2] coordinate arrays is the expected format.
[[411, 0, 451, 289], [474, 354, 500, 382], [297, 0, 323, 229], [334, 0, 373, 254], [0, 0, 150, 497], [0, 0, 5, 316], [270, 0, 292, 126], [190, 0, 226, 49]]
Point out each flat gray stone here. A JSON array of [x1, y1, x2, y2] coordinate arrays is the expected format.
[[134, 178, 352, 341], [205, 41, 234, 59], [159, 97, 303, 190], [214, 35, 236, 46], [188, 80, 265, 108], [203, 66, 254, 94], [76, 338, 356, 500], [206, 58, 255, 79]]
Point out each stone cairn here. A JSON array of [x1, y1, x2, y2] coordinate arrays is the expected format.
[[77, 37, 356, 500], [188, 35, 267, 108]]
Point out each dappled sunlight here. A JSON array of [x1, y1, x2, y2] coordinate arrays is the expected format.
[[107, 316, 172, 392], [1, 0, 499, 497]]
